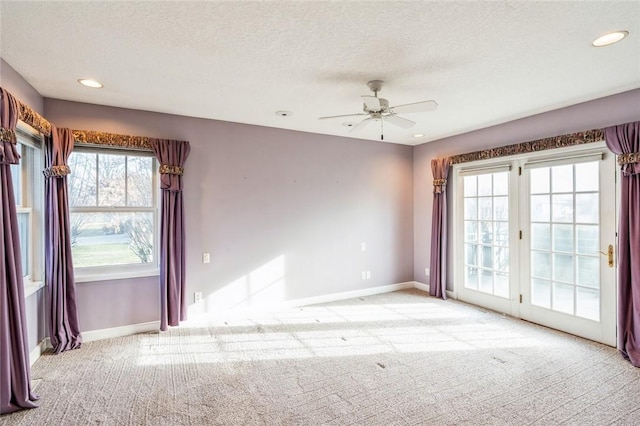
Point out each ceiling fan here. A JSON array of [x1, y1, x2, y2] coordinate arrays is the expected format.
[[319, 80, 438, 140]]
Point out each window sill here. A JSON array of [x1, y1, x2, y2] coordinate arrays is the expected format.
[[75, 268, 159, 283], [24, 279, 45, 298]]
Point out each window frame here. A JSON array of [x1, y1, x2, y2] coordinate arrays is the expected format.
[[69, 145, 160, 282], [13, 122, 45, 297]]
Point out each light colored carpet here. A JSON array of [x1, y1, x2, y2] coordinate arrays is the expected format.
[[3, 289, 640, 425]]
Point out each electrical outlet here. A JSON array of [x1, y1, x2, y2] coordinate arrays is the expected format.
[[194, 292, 203, 303], [425, 268, 430, 276], [361, 242, 366, 251], [361, 271, 367, 280], [366, 271, 371, 279], [203, 253, 210, 264]]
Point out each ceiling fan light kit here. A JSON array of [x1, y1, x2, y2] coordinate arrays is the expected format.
[[319, 80, 438, 140]]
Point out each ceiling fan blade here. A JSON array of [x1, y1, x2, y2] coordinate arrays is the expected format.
[[390, 100, 438, 114], [319, 113, 369, 120], [361, 95, 381, 111], [384, 114, 415, 129], [349, 118, 372, 133]]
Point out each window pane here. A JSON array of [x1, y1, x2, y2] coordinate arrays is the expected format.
[[552, 224, 573, 253], [127, 156, 153, 207], [551, 164, 573, 193], [531, 223, 550, 251], [464, 176, 477, 197], [481, 246, 493, 268], [575, 162, 598, 192], [552, 194, 573, 223], [530, 167, 550, 194], [493, 172, 508, 196], [531, 195, 550, 222], [478, 174, 492, 196], [98, 154, 126, 206], [495, 272, 509, 298], [68, 152, 97, 206], [71, 212, 154, 267], [17, 211, 30, 276], [494, 247, 508, 272], [576, 193, 598, 224], [479, 221, 493, 244]]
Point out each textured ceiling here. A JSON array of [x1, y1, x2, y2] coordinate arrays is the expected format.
[[1, 1, 639, 145]]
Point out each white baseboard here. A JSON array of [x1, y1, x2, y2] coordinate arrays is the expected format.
[[81, 321, 160, 343], [69, 281, 439, 344], [279, 282, 415, 309], [29, 341, 45, 366]]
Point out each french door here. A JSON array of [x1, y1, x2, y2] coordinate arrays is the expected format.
[[455, 144, 617, 346]]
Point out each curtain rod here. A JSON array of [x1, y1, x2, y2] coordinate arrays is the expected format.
[[8, 88, 187, 149], [449, 128, 604, 164]]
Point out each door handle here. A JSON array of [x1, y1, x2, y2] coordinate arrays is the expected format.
[[599, 245, 614, 268]]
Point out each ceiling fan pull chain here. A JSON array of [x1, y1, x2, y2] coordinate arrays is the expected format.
[[381, 119, 384, 140]]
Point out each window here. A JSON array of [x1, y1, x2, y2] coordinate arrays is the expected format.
[[68, 148, 158, 280], [10, 124, 44, 290]]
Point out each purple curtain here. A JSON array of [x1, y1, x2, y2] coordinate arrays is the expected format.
[[44, 126, 82, 353], [429, 157, 450, 299], [605, 121, 640, 366], [0, 88, 38, 413], [150, 139, 190, 331]]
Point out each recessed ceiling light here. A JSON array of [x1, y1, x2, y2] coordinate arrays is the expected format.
[[592, 30, 628, 47], [78, 79, 103, 88], [275, 111, 292, 117], [413, 133, 425, 138]]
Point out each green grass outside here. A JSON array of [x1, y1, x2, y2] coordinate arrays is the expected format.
[[72, 243, 144, 268]]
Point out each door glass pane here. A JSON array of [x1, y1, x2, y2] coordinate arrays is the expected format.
[[531, 195, 550, 222], [532, 279, 551, 308], [464, 176, 477, 197], [478, 174, 492, 196], [553, 282, 574, 314], [577, 256, 599, 288], [531, 251, 551, 279], [576, 225, 599, 255], [576, 193, 598, 224], [531, 223, 550, 250], [493, 172, 508, 196], [552, 224, 573, 253], [575, 162, 598, 192], [553, 254, 574, 283], [462, 171, 509, 297], [530, 168, 549, 194], [577, 287, 600, 321], [552, 194, 573, 223], [551, 165, 573, 193]]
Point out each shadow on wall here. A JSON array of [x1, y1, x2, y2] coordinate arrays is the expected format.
[[188, 255, 286, 317]]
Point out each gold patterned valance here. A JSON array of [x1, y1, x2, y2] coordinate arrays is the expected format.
[[618, 152, 640, 165], [18, 102, 51, 136], [0, 127, 17, 144], [159, 164, 184, 175], [450, 129, 604, 165], [72, 130, 154, 150], [43, 165, 71, 178]]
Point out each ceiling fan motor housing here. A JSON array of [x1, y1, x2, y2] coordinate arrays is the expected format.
[[363, 98, 389, 113]]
